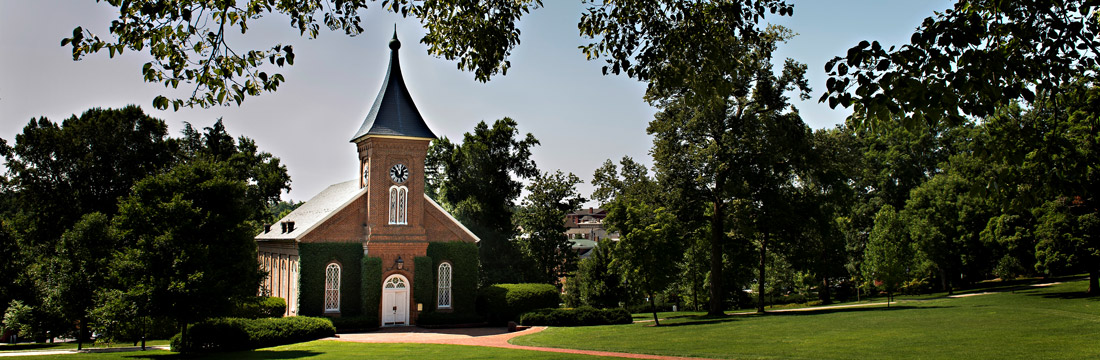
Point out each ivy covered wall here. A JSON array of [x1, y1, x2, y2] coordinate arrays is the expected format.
[[361, 256, 382, 326], [298, 243, 363, 317], [426, 242, 479, 315], [414, 256, 435, 312]]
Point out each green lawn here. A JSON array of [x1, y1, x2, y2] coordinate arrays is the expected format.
[[513, 279, 1100, 359], [0, 341, 617, 359], [0, 340, 170, 352]]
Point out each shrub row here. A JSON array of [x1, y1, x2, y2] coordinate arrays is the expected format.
[[169, 316, 335, 353], [232, 296, 287, 319], [477, 283, 560, 325], [416, 311, 485, 326], [519, 307, 632, 327]]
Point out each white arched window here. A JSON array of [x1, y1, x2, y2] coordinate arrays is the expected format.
[[324, 263, 341, 313], [389, 185, 408, 225], [437, 262, 452, 309]]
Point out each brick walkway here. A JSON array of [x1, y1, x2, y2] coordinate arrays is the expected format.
[[333, 326, 713, 359]]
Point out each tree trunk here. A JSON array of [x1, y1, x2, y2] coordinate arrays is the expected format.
[[77, 319, 83, 351], [940, 268, 952, 295], [650, 292, 660, 326], [1089, 268, 1099, 295], [821, 275, 832, 305], [708, 200, 725, 316], [757, 234, 767, 314]]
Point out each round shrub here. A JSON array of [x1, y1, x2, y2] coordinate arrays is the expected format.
[[477, 283, 560, 325], [519, 307, 632, 326], [170, 316, 335, 353]]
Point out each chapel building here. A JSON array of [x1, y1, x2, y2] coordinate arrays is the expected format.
[[255, 32, 479, 327]]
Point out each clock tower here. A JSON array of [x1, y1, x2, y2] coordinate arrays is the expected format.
[[351, 30, 436, 243], [256, 30, 477, 326]]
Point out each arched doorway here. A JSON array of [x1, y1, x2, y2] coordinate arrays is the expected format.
[[382, 274, 410, 326]]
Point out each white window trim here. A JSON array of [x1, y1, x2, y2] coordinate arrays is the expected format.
[[437, 262, 453, 309], [388, 185, 408, 225], [324, 263, 341, 313]]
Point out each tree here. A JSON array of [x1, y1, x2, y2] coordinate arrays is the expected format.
[[64, 1, 793, 110], [111, 160, 265, 341], [574, 240, 630, 308], [823, 1, 1099, 128], [788, 127, 860, 304], [425, 118, 540, 285], [861, 205, 913, 306], [38, 213, 119, 350], [177, 119, 292, 226], [647, 25, 810, 315], [605, 199, 680, 325], [1035, 197, 1100, 293], [977, 75, 1100, 293], [904, 171, 992, 293], [0, 106, 175, 342], [1, 106, 174, 255], [516, 171, 585, 285]]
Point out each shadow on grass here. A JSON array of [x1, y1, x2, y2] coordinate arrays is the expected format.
[[0, 343, 62, 351], [649, 316, 740, 327], [120, 350, 322, 360], [751, 304, 949, 318], [1029, 291, 1100, 301]]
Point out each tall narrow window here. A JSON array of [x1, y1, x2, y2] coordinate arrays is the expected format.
[[437, 262, 452, 309], [324, 263, 341, 313], [389, 185, 408, 224]]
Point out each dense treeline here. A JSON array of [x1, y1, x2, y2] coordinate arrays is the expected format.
[[571, 75, 1099, 312], [0, 106, 291, 347]]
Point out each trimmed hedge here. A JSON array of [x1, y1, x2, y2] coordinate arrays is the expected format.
[[233, 296, 287, 319], [519, 307, 632, 327], [426, 242, 478, 315], [298, 243, 363, 317], [361, 256, 382, 328], [477, 283, 560, 325], [169, 316, 335, 353], [413, 256, 434, 312], [416, 311, 485, 326]]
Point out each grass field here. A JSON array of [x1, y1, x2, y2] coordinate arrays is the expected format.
[[0, 341, 619, 359], [3, 279, 1096, 359], [513, 279, 1100, 359]]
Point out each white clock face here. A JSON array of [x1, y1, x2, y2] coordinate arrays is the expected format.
[[389, 163, 409, 183]]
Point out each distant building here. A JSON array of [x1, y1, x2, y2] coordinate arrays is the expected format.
[[565, 208, 617, 258]]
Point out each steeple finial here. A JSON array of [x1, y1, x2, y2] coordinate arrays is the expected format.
[[389, 25, 401, 50]]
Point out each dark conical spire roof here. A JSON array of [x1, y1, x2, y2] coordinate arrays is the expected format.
[[351, 30, 437, 142]]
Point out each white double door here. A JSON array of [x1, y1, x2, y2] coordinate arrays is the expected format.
[[382, 274, 409, 326]]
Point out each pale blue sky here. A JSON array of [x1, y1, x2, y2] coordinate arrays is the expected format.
[[0, 1, 953, 205]]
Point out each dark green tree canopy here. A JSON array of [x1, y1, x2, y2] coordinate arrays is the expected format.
[[425, 117, 539, 285], [0, 106, 174, 253], [823, 0, 1099, 128], [516, 170, 585, 285]]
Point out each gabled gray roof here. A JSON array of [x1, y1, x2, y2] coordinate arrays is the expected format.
[[255, 180, 364, 241], [350, 31, 437, 142]]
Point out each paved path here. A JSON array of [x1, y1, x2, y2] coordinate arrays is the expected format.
[[334, 326, 712, 359]]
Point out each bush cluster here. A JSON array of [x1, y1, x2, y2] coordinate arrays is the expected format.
[[169, 316, 335, 353], [416, 311, 485, 326], [232, 296, 287, 319], [477, 283, 560, 325], [519, 307, 632, 327]]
